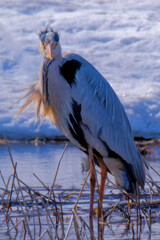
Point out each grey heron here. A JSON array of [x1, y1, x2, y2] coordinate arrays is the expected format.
[[19, 28, 147, 238]]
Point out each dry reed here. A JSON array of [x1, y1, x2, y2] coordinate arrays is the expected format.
[[0, 137, 160, 239]]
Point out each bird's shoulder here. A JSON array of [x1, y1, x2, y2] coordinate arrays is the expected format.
[[62, 53, 130, 129], [62, 53, 100, 75], [60, 53, 130, 131], [61, 53, 111, 90], [62, 53, 87, 63]]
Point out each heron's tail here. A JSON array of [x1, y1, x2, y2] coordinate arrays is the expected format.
[[103, 157, 143, 195]]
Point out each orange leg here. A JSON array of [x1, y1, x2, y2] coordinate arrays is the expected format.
[[98, 160, 107, 240], [99, 163, 107, 213], [89, 148, 96, 240]]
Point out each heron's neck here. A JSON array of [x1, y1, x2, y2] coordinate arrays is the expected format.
[[41, 58, 54, 104]]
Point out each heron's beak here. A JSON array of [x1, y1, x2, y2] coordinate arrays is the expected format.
[[46, 44, 54, 60]]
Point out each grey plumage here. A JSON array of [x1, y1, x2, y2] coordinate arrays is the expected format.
[[19, 29, 147, 194]]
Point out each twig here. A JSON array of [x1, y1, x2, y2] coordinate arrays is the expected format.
[[0, 190, 9, 208], [79, 216, 96, 240], [2, 174, 12, 199], [116, 205, 130, 219], [0, 170, 7, 188], [22, 219, 27, 239], [17, 177, 54, 203], [59, 194, 65, 238], [33, 194, 42, 237], [140, 208, 150, 232], [97, 197, 100, 240], [37, 229, 52, 240], [4, 134, 28, 212], [2, 196, 18, 234], [78, 216, 89, 240], [32, 203, 35, 239], [73, 209, 81, 240], [135, 138, 160, 146], [41, 197, 57, 238], [103, 202, 119, 221], [47, 143, 68, 207], [64, 214, 73, 240], [33, 173, 49, 191], [147, 162, 160, 178], [17, 192, 33, 239], [7, 162, 17, 214], [149, 207, 151, 232], [74, 170, 90, 210], [64, 170, 90, 240], [7, 219, 24, 233]]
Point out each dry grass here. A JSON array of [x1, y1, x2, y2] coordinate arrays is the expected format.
[[0, 137, 160, 239]]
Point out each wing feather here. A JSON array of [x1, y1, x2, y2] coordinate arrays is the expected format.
[[67, 54, 146, 186]]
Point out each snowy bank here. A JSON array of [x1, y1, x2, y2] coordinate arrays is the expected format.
[[0, 0, 160, 140]]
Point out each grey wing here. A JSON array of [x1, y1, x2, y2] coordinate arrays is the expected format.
[[68, 54, 146, 187]]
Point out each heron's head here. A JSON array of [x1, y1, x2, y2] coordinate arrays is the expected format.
[[39, 28, 61, 60]]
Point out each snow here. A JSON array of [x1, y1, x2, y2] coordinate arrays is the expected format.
[[0, 0, 160, 140]]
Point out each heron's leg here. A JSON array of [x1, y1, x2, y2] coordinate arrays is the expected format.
[[99, 162, 107, 212], [89, 148, 96, 239], [98, 161, 107, 240]]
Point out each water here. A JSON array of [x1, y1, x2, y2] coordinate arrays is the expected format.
[[0, 141, 160, 239], [0, 142, 87, 189]]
